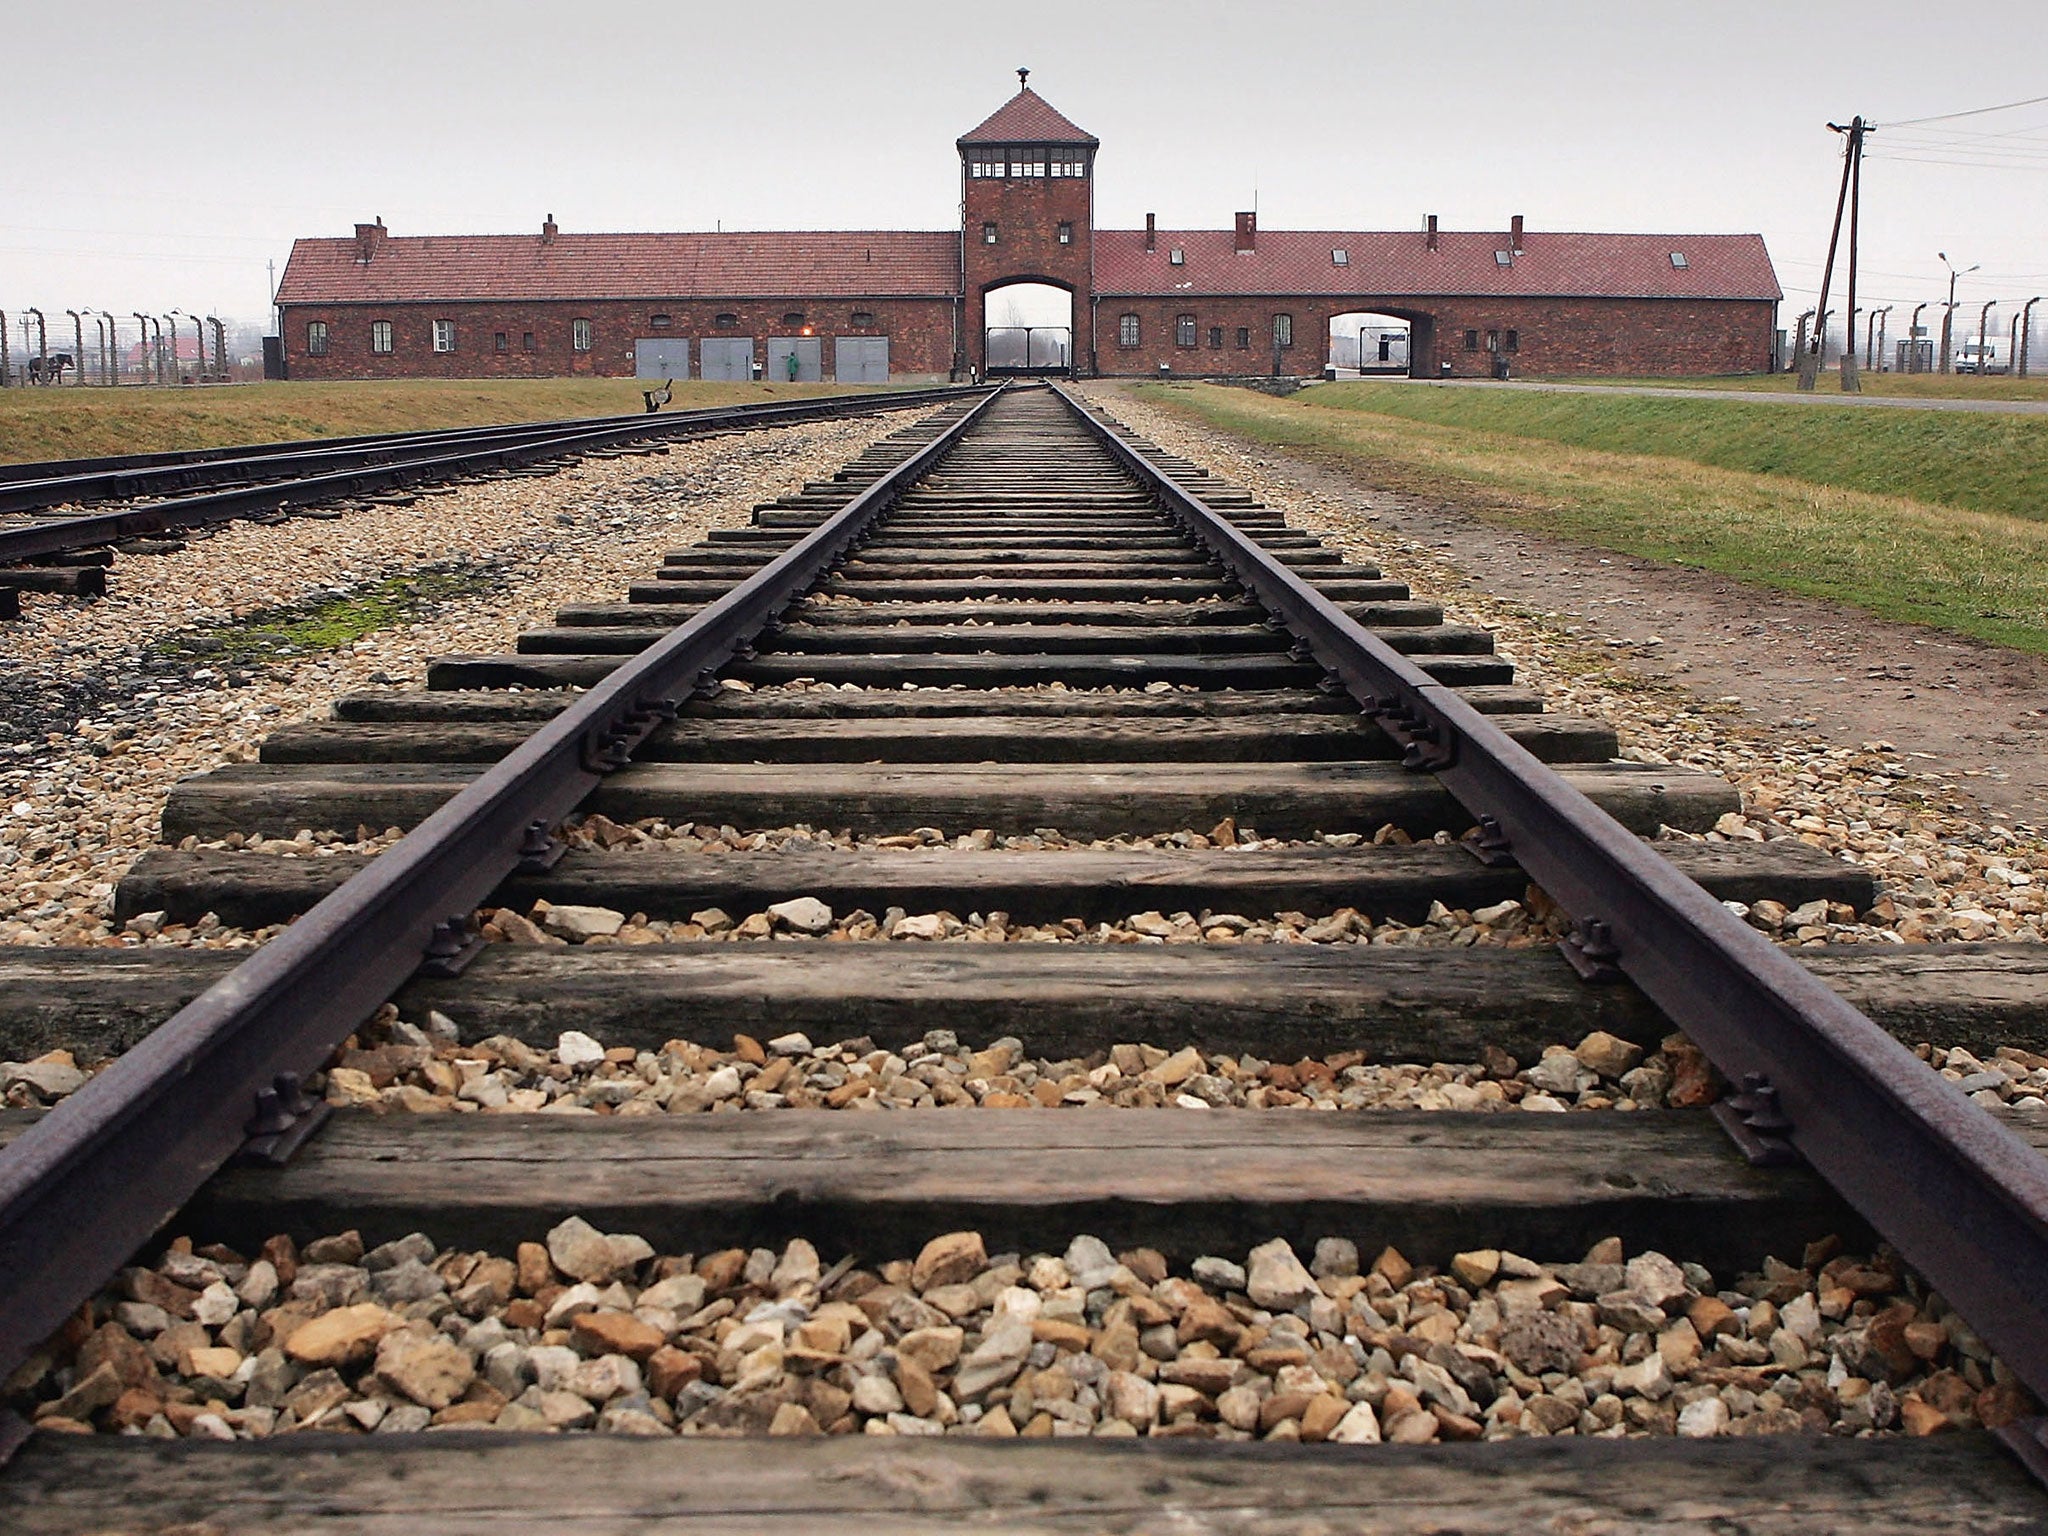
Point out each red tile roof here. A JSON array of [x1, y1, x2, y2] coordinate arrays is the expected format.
[[957, 88, 1097, 146], [276, 230, 962, 305], [1095, 228, 1781, 302]]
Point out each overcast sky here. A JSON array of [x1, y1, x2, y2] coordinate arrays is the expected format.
[[5, 0, 2045, 342]]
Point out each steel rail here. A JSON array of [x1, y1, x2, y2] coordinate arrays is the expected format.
[[0, 384, 1002, 1382], [0, 387, 962, 499], [0, 387, 969, 562], [1052, 384, 2048, 1446]]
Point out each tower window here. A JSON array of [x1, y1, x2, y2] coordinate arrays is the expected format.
[[1175, 314, 1197, 348], [1057, 222, 1073, 245], [983, 222, 998, 245], [1049, 147, 1086, 178], [1009, 148, 1045, 177], [1118, 313, 1140, 348]]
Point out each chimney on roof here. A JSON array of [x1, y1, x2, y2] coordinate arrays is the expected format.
[[1234, 211, 1257, 253], [353, 218, 386, 262], [1510, 214, 1524, 251], [1426, 214, 1438, 251], [1145, 213, 1156, 252], [542, 213, 558, 245]]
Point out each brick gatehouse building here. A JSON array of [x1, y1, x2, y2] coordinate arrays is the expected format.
[[276, 74, 1780, 385]]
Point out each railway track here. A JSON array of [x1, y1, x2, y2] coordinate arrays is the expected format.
[[0, 386, 967, 616], [4, 382, 2048, 1529]]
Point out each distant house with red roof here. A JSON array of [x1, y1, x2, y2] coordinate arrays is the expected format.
[[275, 75, 1779, 383]]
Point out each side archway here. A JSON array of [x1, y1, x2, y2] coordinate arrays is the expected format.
[[1327, 306, 1437, 379]]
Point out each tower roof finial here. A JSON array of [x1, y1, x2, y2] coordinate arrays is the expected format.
[[1017, 66, 1029, 89]]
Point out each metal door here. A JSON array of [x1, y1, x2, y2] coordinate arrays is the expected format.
[[700, 337, 755, 381], [834, 336, 889, 383], [634, 338, 690, 379], [766, 336, 823, 383]]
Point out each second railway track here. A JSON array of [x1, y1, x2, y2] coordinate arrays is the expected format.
[[3, 382, 2048, 1529]]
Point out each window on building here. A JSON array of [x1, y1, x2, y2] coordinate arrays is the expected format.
[[571, 319, 593, 352], [782, 312, 805, 326], [1175, 314, 1197, 348], [650, 314, 673, 329], [433, 320, 455, 353], [1049, 148, 1086, 178], [494, 332, 508, 352], [1057, 222, 1073, 245], [983, 222, 998, 245], [305, 320, 328, 356], [714, 313, 738, 328], [1169, 248, 1185, 265], [1272, 313, 1293, 349], [1009, 148, 1045, 177], [1118, 313, 1140, 348], [1235, 327, 1250, 350], [1485, 329, 1501, 352], [1670, 251, 1689, 268], [1494, 250, 1513, 267], [1209, 326, 1223, 349], [968, 147, 1004, 178], [522, 332, 536, 352], [1505, 329, 1519, 352], [1332, 248, 1349, 265], [851, 310, 876, 327], [1464, 329, 1480, 350], [369, 320, 392, 354]]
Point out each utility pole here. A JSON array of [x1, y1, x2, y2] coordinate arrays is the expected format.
[[1801, 121, 1856, 391], [1939, 253, 1977, 374], [1831, 116, 1870, 391]]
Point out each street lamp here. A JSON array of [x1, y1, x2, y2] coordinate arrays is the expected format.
[[1938, 253, 1977, 374]]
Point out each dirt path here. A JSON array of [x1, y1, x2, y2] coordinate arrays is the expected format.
[[1099, 384, 2048, 831]]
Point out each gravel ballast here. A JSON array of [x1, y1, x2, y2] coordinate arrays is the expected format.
[[0, 410, 935, 948], [12, 1221, 2028, 1444]]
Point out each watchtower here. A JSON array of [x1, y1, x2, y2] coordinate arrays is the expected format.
[[958, 69, 1097, 376]]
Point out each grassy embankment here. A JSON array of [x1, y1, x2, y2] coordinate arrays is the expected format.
[[1133, 381, 2048, 654], [0, 378, 906, 465], [1540, 373, 2048, 404]]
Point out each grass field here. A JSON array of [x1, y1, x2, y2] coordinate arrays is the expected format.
[[1544, 372, 2048, 403], [1299, 381, 2048, 525], [1133, 381, 2048, 655], [0, 378, 909, 465]]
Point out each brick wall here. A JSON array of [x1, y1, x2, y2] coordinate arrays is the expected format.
[[1089, 296, 1776, 378], [279, 296, 960, 382], [962, 164, 1092, 374]]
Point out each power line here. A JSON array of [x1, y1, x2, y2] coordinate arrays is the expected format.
[[1886, 92, 2048, 127]]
